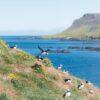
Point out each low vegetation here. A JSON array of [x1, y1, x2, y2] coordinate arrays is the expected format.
[[43, 13, 100, 40], [0, 40, 99, 100]]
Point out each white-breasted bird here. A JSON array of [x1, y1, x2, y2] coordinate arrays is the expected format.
[[62, 70, 68, 74], [89, 89, 94, 94], [64, 79, 72, 84], [36, 55, 43, 61], [77, 83, 84, 89], [57, 64, 63, 70], [63, 89, 71, 98], [38, 45, 50, 55], [85, 80, 92, 85], [10, 45, 17, 49]]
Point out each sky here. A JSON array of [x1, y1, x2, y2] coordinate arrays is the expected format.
[[0, 0, 100, 35]]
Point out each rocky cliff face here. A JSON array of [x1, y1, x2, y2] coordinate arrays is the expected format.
[[70, 13, 100, 29], [46, 13, 100, 39]]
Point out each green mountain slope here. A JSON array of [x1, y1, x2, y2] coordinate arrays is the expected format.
[[0, 40, 100, 100], [45, 13, 100, 39]]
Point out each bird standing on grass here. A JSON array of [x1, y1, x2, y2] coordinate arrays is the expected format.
[[77, 83, 84, 89], [85, 80, 92, 85], [63, 89, 71, 98], [89, 89, 94, 94], [57, 64, 63, 70], [36, 55, 43, 61], [10, 45, 17, 49], [64, 79, 72, 84]]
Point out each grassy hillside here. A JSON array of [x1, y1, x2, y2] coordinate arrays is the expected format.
[[0, 40, 100, 100], [44, 13, 100, 40], [49, 25, 100, 39]]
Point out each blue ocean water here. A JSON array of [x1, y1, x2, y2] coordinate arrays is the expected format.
[[0, 36, 100, 88]]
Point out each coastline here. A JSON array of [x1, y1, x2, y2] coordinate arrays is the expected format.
[[0, 40, 100, 100]]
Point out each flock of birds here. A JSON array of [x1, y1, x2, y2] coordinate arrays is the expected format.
[[57, 63, 95, 98], [35, 46, 95, 99], [10, 45, 95, 99], [63, 81, 94, 98]]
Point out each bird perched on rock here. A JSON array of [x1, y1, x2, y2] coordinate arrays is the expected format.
[[77, 83, 84, 89], [63, 89, 71, 98]]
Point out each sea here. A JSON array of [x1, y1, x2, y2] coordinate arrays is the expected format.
[[0, 36, 100, 88]]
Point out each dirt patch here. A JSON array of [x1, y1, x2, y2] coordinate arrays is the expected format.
[[0, 82, 20, 100]]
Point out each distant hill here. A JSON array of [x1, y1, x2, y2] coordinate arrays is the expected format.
[[45, 13, 100, 40]]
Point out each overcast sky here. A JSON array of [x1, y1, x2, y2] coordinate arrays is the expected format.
[[0, 0, 100, 35]]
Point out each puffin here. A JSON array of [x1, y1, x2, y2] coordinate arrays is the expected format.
[[57, 64, 63, 70], [89, 89, 94, 94], [77, 83, 84, 89], [63, 89, 71, 98], [38, 45, 50, 55], [64, 79, 72, 84], [10, 45, 17, 49]]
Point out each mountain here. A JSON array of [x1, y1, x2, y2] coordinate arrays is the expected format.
[[0, 40, 100, 100], [46, 13, 100, 39]]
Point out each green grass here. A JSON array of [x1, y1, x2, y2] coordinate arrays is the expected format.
[[0, 40, 99, 100], [0, 93, 10, 100], [0, 64, 12, 74], [43, 25, 100, 39], [42, 58, 53, 67], [11, 79, 24, 90]]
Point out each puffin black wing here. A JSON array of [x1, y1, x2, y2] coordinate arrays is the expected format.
[[45, 49, 51, 52], [38, 45, 44, 52], [63, 93, 66, 98]]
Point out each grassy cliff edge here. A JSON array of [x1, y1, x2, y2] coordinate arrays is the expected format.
[[0, 40, 99, 100]]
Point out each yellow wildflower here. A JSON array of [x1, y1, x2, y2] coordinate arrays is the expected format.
[[8, 73, 19, 80], [43, 58, 48, 61], [32, 59, 36, 63]]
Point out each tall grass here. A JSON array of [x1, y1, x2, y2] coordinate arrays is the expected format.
[[0, 93, 10, 100]]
